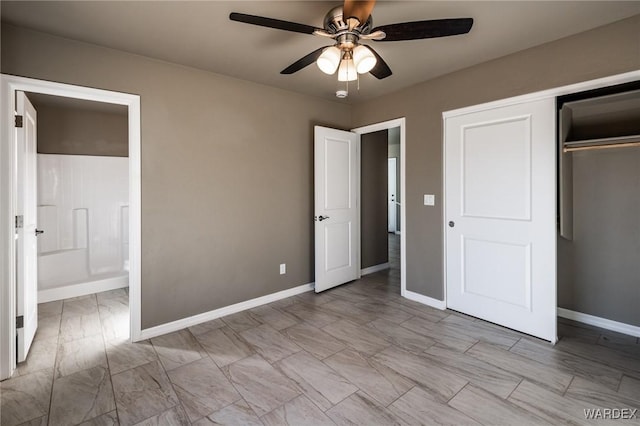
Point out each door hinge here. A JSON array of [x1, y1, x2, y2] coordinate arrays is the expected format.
[[15, 115, 23, 128], [16, 316, 24, 329], [15, 215, 23, 229]]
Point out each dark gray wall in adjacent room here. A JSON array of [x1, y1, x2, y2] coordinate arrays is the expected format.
[[34, 102, 129, 157], [361, 129, 388, 269], [558, 148, 640, 326]]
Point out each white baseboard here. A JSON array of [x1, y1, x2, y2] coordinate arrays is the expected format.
[[557, 308, 640, 338], [139, 282, 314, 340], [361, 262, 390, 276], [403, 289, 446, 310], [38, 274, 128, 303]]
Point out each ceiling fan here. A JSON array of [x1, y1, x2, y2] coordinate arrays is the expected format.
[[229, 0, 473, 96]]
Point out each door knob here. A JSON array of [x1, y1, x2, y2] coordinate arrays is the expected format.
[[35, 229, 44, 236], [317, 215, 330, 222], [448, 221, 455, 228]]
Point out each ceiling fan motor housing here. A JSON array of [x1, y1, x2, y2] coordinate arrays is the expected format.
[[323, 6, 373, 44]]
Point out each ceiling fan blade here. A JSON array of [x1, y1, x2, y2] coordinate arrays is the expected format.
[[373, 18, 473, 42], [366, 46, 392, 79], [281, 46, 330, 75], [343, 0, 376, 25], [229, 12, 322, 35]]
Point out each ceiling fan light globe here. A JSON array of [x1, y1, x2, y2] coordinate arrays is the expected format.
[[338, 58, 357, 82], [317, 46, 341, 74], [353, 45, 377, 74]]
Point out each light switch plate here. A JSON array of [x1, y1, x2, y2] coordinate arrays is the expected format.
[[424, 194, 435, 206], [280, 264, 286, 275]]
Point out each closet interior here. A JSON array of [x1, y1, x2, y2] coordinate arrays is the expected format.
[[557, 81, 640, 331]]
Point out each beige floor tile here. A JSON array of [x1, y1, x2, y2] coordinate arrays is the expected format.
[[261, 395, 334, 426], [111, 361, 179, 425], [372, 346, 468, 402], [195, 326, 254, 368], [167, 357, 241, 422], [55, 334, 107, 377], [322, 319, 390, 356], [448, 384, 548, 425], [226, 354, 300, 417], [49, 366, 115, 426], [193, 400, 261, 426], [277, 350, 357, 411], [0, 369, 53, 426], [324, 348, 413, 406], [326, 391, 401, 426], [105, 338, 158, 375], [389, 385, 480, 426], [240, 324, 301, 363], [150, 329, 206, 371], [281, 322, 346, 360]]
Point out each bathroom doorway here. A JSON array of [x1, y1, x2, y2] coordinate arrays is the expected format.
[[0, 75, 141, 380], [30, 93, 130, 303]]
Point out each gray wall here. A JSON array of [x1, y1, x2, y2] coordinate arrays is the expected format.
[[361, 130, 388, 269], [34, 103, 128, 157], [558, 149, 640, 326], [1, 24, 352, 328], [352, 15, 640, 300], [3, 15, 640, 328]]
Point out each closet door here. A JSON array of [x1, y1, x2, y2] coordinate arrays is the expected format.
[[445, 98, 556, 342]]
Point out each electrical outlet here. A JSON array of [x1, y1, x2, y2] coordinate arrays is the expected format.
[[280, 263, 286, 275]]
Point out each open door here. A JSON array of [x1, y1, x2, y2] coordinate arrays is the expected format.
[[15, 91, 39, 362], [314, 126, 359, 293], [445, 98, 556, 342]]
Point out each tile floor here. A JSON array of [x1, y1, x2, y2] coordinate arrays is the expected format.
[[2, 235, 640, 425]]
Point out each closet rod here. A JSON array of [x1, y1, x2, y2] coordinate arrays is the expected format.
[[563, 134, 640, 153], [564, 141, 640, 153]]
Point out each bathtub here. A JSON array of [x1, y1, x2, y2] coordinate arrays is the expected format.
[[38, 247, 128, 303], [37, 154, 129, 303]]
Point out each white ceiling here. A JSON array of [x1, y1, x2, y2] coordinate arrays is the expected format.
[[3, 1, 640, 103]]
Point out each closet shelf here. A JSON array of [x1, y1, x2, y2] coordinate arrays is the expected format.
[[563, 134, 640, 152]]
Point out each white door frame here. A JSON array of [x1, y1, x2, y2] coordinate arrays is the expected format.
[[352, 118, 407, 296], [387, 157, 397, 233], [442, 70, 640, 310], [0, 74, 142, 380]]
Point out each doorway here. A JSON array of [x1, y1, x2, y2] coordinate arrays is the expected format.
[[0, 75, 141, 380], [353, 118, 407, 295]]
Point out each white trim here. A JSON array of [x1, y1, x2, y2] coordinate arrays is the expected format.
[[38, 275, 128, 304], [0, 74, 142, 380], [352, 118, 407, 299], [404, 290, 447, 310], [140, 282, 314, 340], [558, 308, 640, 338], [443, 70, 640, 118], [442, 113, 448, 309], [361, 263, 390, 276], [356, 133, 362, 280]]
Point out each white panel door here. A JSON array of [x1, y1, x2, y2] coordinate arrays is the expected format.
[[314, 126, 359, 292], [388, 158, 397, 233], [16, 91, 38, 361], [445, 98, 556, 342]]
